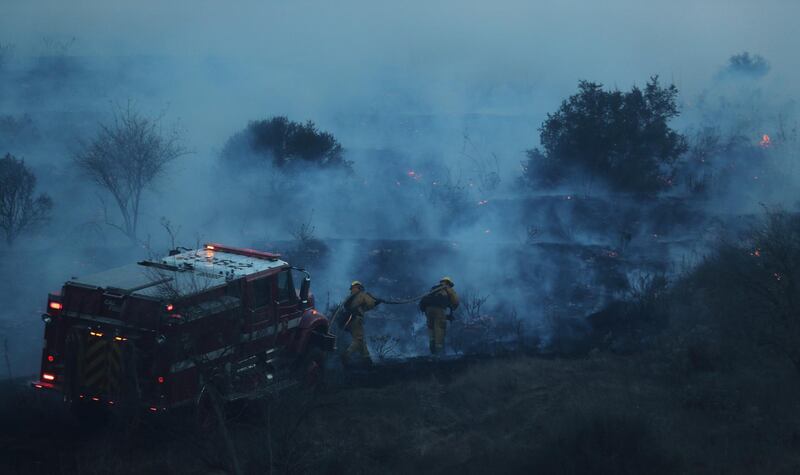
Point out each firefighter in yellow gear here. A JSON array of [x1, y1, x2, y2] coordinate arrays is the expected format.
[[420, 277, 459, 354], [342, 281, 380, 364]]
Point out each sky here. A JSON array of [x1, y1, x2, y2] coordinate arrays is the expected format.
[[4, 0, 799, 154]]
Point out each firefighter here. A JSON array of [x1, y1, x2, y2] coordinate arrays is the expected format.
[[420, 277, 459, 355], [341, 281, 380, 365]]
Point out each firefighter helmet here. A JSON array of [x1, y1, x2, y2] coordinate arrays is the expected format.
[[440, 276, 454, 287], [350, 280, 363, 289]]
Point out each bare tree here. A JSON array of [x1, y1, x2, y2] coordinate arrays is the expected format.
[[0, 153, 52, 246], [75, 104, 186, 242]]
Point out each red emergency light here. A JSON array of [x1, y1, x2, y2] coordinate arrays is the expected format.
[[203, 243, 281, 260]]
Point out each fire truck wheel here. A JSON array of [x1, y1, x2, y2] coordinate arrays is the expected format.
[[301, 346, 326, 388], [69, 399, 109, 428], [195, 386, 224, 434]]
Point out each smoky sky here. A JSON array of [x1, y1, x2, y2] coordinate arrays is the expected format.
[[5, 0, 800, 154]]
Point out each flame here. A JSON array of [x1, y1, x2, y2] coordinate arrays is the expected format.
[[760, 134, 771, 148]]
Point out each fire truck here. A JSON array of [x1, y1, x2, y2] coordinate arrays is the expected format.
[[31, 243, 334, 414]]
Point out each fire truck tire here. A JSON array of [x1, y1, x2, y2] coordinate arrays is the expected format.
[[69, 399, 109, 428], [195, 385, 224, 434], [300, 346, 326, 388]]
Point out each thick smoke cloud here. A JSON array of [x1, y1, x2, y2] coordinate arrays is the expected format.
[[1, 0, 799, 369]]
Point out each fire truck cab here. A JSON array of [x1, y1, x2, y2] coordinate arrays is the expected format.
[[32, 243, 334, 413]]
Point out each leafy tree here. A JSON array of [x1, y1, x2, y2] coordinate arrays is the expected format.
[[0, 153, 52, 246], [719, 52, 770, 79], [74, 105, 186, 242], [221, 116, 349, 170], [523, 77, 687, 193]]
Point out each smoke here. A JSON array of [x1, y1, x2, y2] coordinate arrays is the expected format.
[[1, 0, 800, 369]]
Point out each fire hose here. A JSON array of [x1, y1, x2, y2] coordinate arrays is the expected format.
[[328, 285, 448, 330]]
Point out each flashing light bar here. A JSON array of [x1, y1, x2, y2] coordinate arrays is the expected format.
[[203, 243, 281, 260], [48, 301, 63, 311]]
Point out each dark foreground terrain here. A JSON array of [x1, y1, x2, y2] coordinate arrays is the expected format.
[[2, 345, 799, 475]]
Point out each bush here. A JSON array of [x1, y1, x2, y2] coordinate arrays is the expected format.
[[674, 209, 800, 372], [522, 77, 687, 193], [221, 116, 349, 171]]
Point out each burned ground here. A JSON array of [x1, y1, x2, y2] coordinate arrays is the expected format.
[[2, 343, 799, 475]]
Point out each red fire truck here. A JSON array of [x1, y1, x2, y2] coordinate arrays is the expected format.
[[32, 243, 334, 413]]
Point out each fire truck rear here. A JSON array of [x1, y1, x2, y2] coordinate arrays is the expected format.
[[32, 243, 334, 413]]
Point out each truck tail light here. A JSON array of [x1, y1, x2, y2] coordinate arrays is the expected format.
[[47, 293, 63, 317], [42, 373, 55, 381]]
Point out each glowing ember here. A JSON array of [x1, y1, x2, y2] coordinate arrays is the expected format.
[[759, 134, 771, 148]]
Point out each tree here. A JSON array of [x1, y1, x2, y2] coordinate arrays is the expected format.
[[719, 52, 770, 79], [522, 77, 687, 193], [221, 116, 349, 170], [75, 105, 185, 242], [0, 153, 52, 246]]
